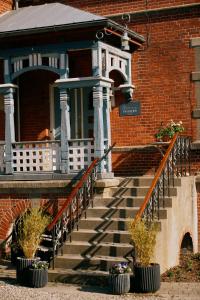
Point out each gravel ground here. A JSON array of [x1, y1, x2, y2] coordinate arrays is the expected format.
[[0, 280, 200, 300]]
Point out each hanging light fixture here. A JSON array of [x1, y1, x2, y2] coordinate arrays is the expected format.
[[121, 30, 130, 51]]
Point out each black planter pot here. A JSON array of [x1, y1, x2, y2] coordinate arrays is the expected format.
[[133, 263, 160, 293], [27, 268, 48, 288], [109, 273, 130, 295], [16, 257, 40, 286]]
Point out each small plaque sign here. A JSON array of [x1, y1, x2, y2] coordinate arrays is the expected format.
[[120, 101, 141, 116]]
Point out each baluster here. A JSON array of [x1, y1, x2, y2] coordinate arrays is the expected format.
[[69, 203, 72, 242], [61, 214, 64, 256], [52, 226, 56, 269], [167, 160, 170, 197]]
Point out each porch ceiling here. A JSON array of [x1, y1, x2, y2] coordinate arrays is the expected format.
[[0, 2, 144, 44]]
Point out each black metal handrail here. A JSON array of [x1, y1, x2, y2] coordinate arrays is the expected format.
[[46, 143, 115, 268], [135, 134, 191, 223]]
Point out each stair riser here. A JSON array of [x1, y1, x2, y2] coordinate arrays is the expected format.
[[79, 219, 129, 231], [71, 232, 130, 243], [118, 177, 153, 187], [79, 219, 162, 232], [93, 197, 172, 208], [86, 208, 137, 219], [118, 177, 181, 187], [62, 244, 133, 257], [110, 187, 177, 197], [86, 208, 167, 219], [54, 257, 132, 271]]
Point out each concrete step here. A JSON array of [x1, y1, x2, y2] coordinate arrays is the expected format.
[[110, 186, 177, 197], [48, 268, 109, 285], [54, 254, 133, 271], [62, 241, 133, 257], [86, 206, 168, 219], [79, 217, 130, 231], [93, 196, 172, 208], [79, 217, 162, 231], [118, 176, 153, 187], [71, 229, 130, 243], [117, 177, 181, 188]]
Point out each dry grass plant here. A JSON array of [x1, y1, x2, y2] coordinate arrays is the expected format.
[[129, 218, 159, 266], [18, 207, 51, 258]]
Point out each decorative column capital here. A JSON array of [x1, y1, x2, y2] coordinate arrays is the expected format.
[[93, 86, 103, 107]]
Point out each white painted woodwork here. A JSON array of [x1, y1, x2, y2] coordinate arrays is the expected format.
[[12, 141, 60, 172], [0, 142, 5, 173], [68, 139, 94, 171]]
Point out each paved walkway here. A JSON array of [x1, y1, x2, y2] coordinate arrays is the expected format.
[[0, 279, 199, 300], [0, 263, 199, 300]]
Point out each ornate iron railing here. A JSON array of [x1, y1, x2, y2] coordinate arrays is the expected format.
[[135, 134, 191, 223], [46, 143, 115, 268]]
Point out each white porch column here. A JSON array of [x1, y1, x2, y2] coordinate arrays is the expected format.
[[3, 86, 16, 174], [103, 87, 112, 173], [93, 85, 104, 172], [59, 88, 71, 173]]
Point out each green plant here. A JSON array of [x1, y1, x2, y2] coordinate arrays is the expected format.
[[166, 270, 174, 278], [18, 207, 51, 259], [128, 218, 159, 266], [155, 120, 184, 140], [191, 253, 200, 261], [185, 259, 193, 272], [109, 262, 132, 274], [30, 260, 49, 270]]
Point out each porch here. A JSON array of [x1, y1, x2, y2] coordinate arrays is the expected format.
[[0, 2, 144, 178]]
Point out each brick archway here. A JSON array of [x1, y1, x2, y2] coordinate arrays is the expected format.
[[0, 198, 31, 241]]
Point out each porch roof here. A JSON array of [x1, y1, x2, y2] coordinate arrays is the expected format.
[[0, 2, 144, 43]]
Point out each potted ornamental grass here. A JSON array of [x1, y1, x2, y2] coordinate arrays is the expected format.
[[155, 120, 184, 142], [109, 262, 132, 295], [16, 207, 50, 286], [129, 217, 160, 293]]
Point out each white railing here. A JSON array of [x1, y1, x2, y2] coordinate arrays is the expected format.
[[12, 141, 61, 172], [68, 139, 94, 172], [0, 139, 110, 174], [0, 141, 5, 174]]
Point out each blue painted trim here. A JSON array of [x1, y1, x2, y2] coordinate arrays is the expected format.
[[56, 78, 113, 89], [0, 41, 94, 58], [11, 66, 61, 80]]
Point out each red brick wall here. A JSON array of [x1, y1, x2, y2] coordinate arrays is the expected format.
[[18, 70, 58, 141], [0, 192, 68, 243], [19, 0, 200, 13], [0, 0, 13, 13], [19, 0, 199, 146], [112, 147, 162, 176]]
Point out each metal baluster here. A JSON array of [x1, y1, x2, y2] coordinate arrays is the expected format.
[[167, 160, 170, 197], [61, 215, 64, 256], [52, 226, 55, 269]]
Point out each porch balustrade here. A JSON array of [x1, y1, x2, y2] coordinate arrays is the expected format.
[[68, 139, 94, 172], [0, 139, 110, 174], [12, 141, 61, 172]]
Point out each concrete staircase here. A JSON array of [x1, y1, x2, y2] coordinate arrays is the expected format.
[[48, 176, 180, 283]]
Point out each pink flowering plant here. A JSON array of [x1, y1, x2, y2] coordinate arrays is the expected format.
[[155, 120, 184, 140], [109, 262, 132, 274]]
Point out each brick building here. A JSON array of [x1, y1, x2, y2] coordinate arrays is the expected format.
[[0, 0, 200, 275]]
